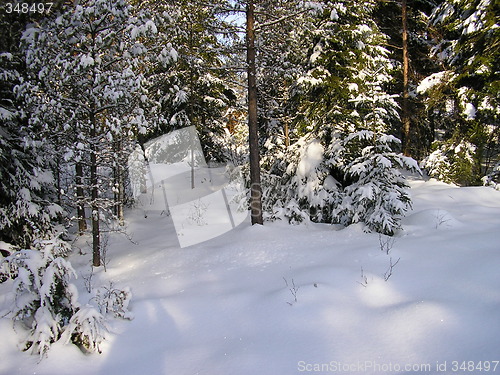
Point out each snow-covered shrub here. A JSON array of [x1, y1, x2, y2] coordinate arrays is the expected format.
[[421, 139, 478, 186], [1, 233, 134, 357], [95, 283, 134, 320], [261, 135, 342, 224], [261, 131, 419, 235], [62, 306, 108, 354], [0, 235, 79, 357], [482, 161, 500, 190], [334, 131, 420, 235]]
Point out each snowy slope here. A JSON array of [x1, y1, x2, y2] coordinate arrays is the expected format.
[[1, 177, 499, 375]]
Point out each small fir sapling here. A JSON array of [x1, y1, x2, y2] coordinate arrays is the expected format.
[[62, 305, 109, 354], [1, 233, 135, 356]]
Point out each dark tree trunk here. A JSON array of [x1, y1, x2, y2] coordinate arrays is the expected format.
[[113, 138, 125, 226], [246, 0, 263, 225], [90, 113, 100, 267], [402, 0, 411, 156], [75, 161, 87, 234]]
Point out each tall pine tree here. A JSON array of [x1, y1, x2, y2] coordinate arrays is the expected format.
[[20, 0, 157, 265]]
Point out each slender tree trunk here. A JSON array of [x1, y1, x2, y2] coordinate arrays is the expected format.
[[90, 113, 100, 267], [246, 0, 263, 225], [402, 0, 411, 156], [113, 138, 125, 225], [117, 169, 124, 226], [55, 154, 62, 207], [75, 161, 87, 234], [284, 120, 290, 148]]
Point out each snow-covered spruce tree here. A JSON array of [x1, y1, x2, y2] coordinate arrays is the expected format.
[[261, 134, 343, 224], [20, 0, 158, 266], [291, 0, 401, 135], [262, 131, 419, 235], [418, 0, 499, 185], [334, 131, 420, 235], [261, 0, 419, 234]]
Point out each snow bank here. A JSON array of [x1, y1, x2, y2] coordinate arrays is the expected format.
[[1, 178, 499, 375]]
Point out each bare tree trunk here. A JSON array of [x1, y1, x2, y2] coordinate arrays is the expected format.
[[90, 113, 100, 267], [284, 118, 290, 148], [246, 0, 263, 225], [75, 161, 87, 234], [117, 170, 124, 226], [113, 138, 125, 225], [402, 0, 411, 156]]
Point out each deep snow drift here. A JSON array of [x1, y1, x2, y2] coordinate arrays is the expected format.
[[1, 177, 499, 375]]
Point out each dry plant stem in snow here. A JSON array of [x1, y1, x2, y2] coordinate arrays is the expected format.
[[358, 266, 369, 287], [384, 257, 401, 281], [283, 277, 299, 305], [379, 234, 395, 255]]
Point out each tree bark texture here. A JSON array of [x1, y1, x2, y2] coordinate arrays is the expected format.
[[90, 113, 101, 267], [246, 0, 263, 225], [75, 161, 87, 234], [402, 0, 411, 156]]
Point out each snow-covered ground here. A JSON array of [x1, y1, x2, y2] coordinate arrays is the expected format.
[[1, 177, 499, 375]]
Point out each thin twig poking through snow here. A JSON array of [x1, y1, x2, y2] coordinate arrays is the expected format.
[[434, 210, 451, 229], [82, 266, 94, 293], [383, 257, 401, 281], [283, 277, 299, 305], [379, 234, 396, 255], [358, 266, 369, 287]]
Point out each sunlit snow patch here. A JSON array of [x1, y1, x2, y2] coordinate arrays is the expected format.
[[128, 126, 248, 247]]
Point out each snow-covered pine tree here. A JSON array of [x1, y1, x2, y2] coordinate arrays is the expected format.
[[20, 0, 158, 266], [250, 0, 309, 146], [373, 0, 440, 158], [419, 0, 499, 186], [132, 0, 237, 162], [0, 8, 63, 248]]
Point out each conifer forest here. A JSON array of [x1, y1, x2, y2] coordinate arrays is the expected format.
[[0, 0, 499, 373]]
